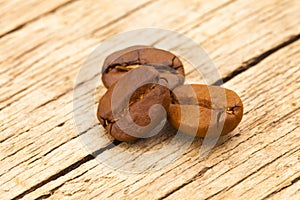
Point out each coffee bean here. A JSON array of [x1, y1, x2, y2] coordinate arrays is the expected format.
[[97, 66, 170, 142], [101, 45, 185, 89], [168, 84, 243, 137]]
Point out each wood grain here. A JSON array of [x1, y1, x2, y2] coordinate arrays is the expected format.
[[0, 0, 299, 199], [0, 0, 74, 37], [29, 38, 300, 200]]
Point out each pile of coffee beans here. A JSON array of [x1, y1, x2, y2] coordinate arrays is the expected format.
[[97, 46, 243, 142]]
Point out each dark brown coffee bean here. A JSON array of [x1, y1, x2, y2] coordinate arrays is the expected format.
[[168, 84, 243, 137], [97, 66, 170, 142], [101, 45, 185, 89]]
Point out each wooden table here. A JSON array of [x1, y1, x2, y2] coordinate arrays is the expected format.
[[1, 0, 299, 199]]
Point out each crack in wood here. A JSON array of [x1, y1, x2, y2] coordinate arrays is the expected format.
[[225, 106, 295, 154], [43, 123, 98, 157], [0, 53, 96, 115], [5, 39, 298, 199], [0, 38, 73, 82], [7, 22, 294, 168], [0, 41, 46, 77], [0, 64, 89, 132], [0, 141, 34, 162], [0, 123, 99, 181], [150, 0, 238, 47], [2, 4, 299, 199], [155, 125, 299, 200], [203, 126, 299, 194], [0, 58, 75, 111], [213, 33, 300, 85], [0, 0, 156, 97], [0, 133, 15, 144], [34, 168, 93, 200], [90, 179, 127, 199], [0, 153, 37, 178], [34, 89, 73, 110], [161, 140, 299, 200], [158, 167, 211, 200], [3, 118, 56, 147], [268, 107, 300, 126], [0, 80, 102, 167], [0, 75, 99, 154], [10, 141, 118, 200], [91, 0, 156, 36], [203, 128, 300, 200], [0, 88, 75, 135], [101, 133, 180, 198], [133, 154, 197, 193], [261, 174, 300, 200], [34, 193, 51, 200], [57, 122, 65, 127], [0, 0, 77, 39], [204, 188, 227, 200], [1, 70, 100, 134], [69, 106, 300, 199], [186, 0, 239, 34]]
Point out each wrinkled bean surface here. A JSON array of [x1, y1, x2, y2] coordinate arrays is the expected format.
[[97, 66, 170, 142], [102, 45, 185, 89], [168, 84, 243, 137]]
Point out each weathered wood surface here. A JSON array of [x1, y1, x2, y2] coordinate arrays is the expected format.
[[0, 0, 299, 199]]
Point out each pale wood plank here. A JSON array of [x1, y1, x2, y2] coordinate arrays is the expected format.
[[93, 0, 300, 79], [1, 0, 299, 123], [1, 0, 231, 198], [0, 0, 230, 167], [1, 0, 300, 199], [1, 0, 298, 147], [269, 178, 300, 200], [0, 0, 73, 37], [24, 32, 300, 200], [209, 148, 300, 200], [162, 41, 300, 200], [0, 0, 155, 141]]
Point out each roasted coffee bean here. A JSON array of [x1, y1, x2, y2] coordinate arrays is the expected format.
[[168, 84, 243, 137], [101, 45, 185, 89], [97, 66, 170, 142]]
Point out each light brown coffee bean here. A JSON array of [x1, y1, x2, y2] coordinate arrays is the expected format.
[[97, 66, 170, 142], [101, 45, 185, 89], [168, 84, 243, 137]]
